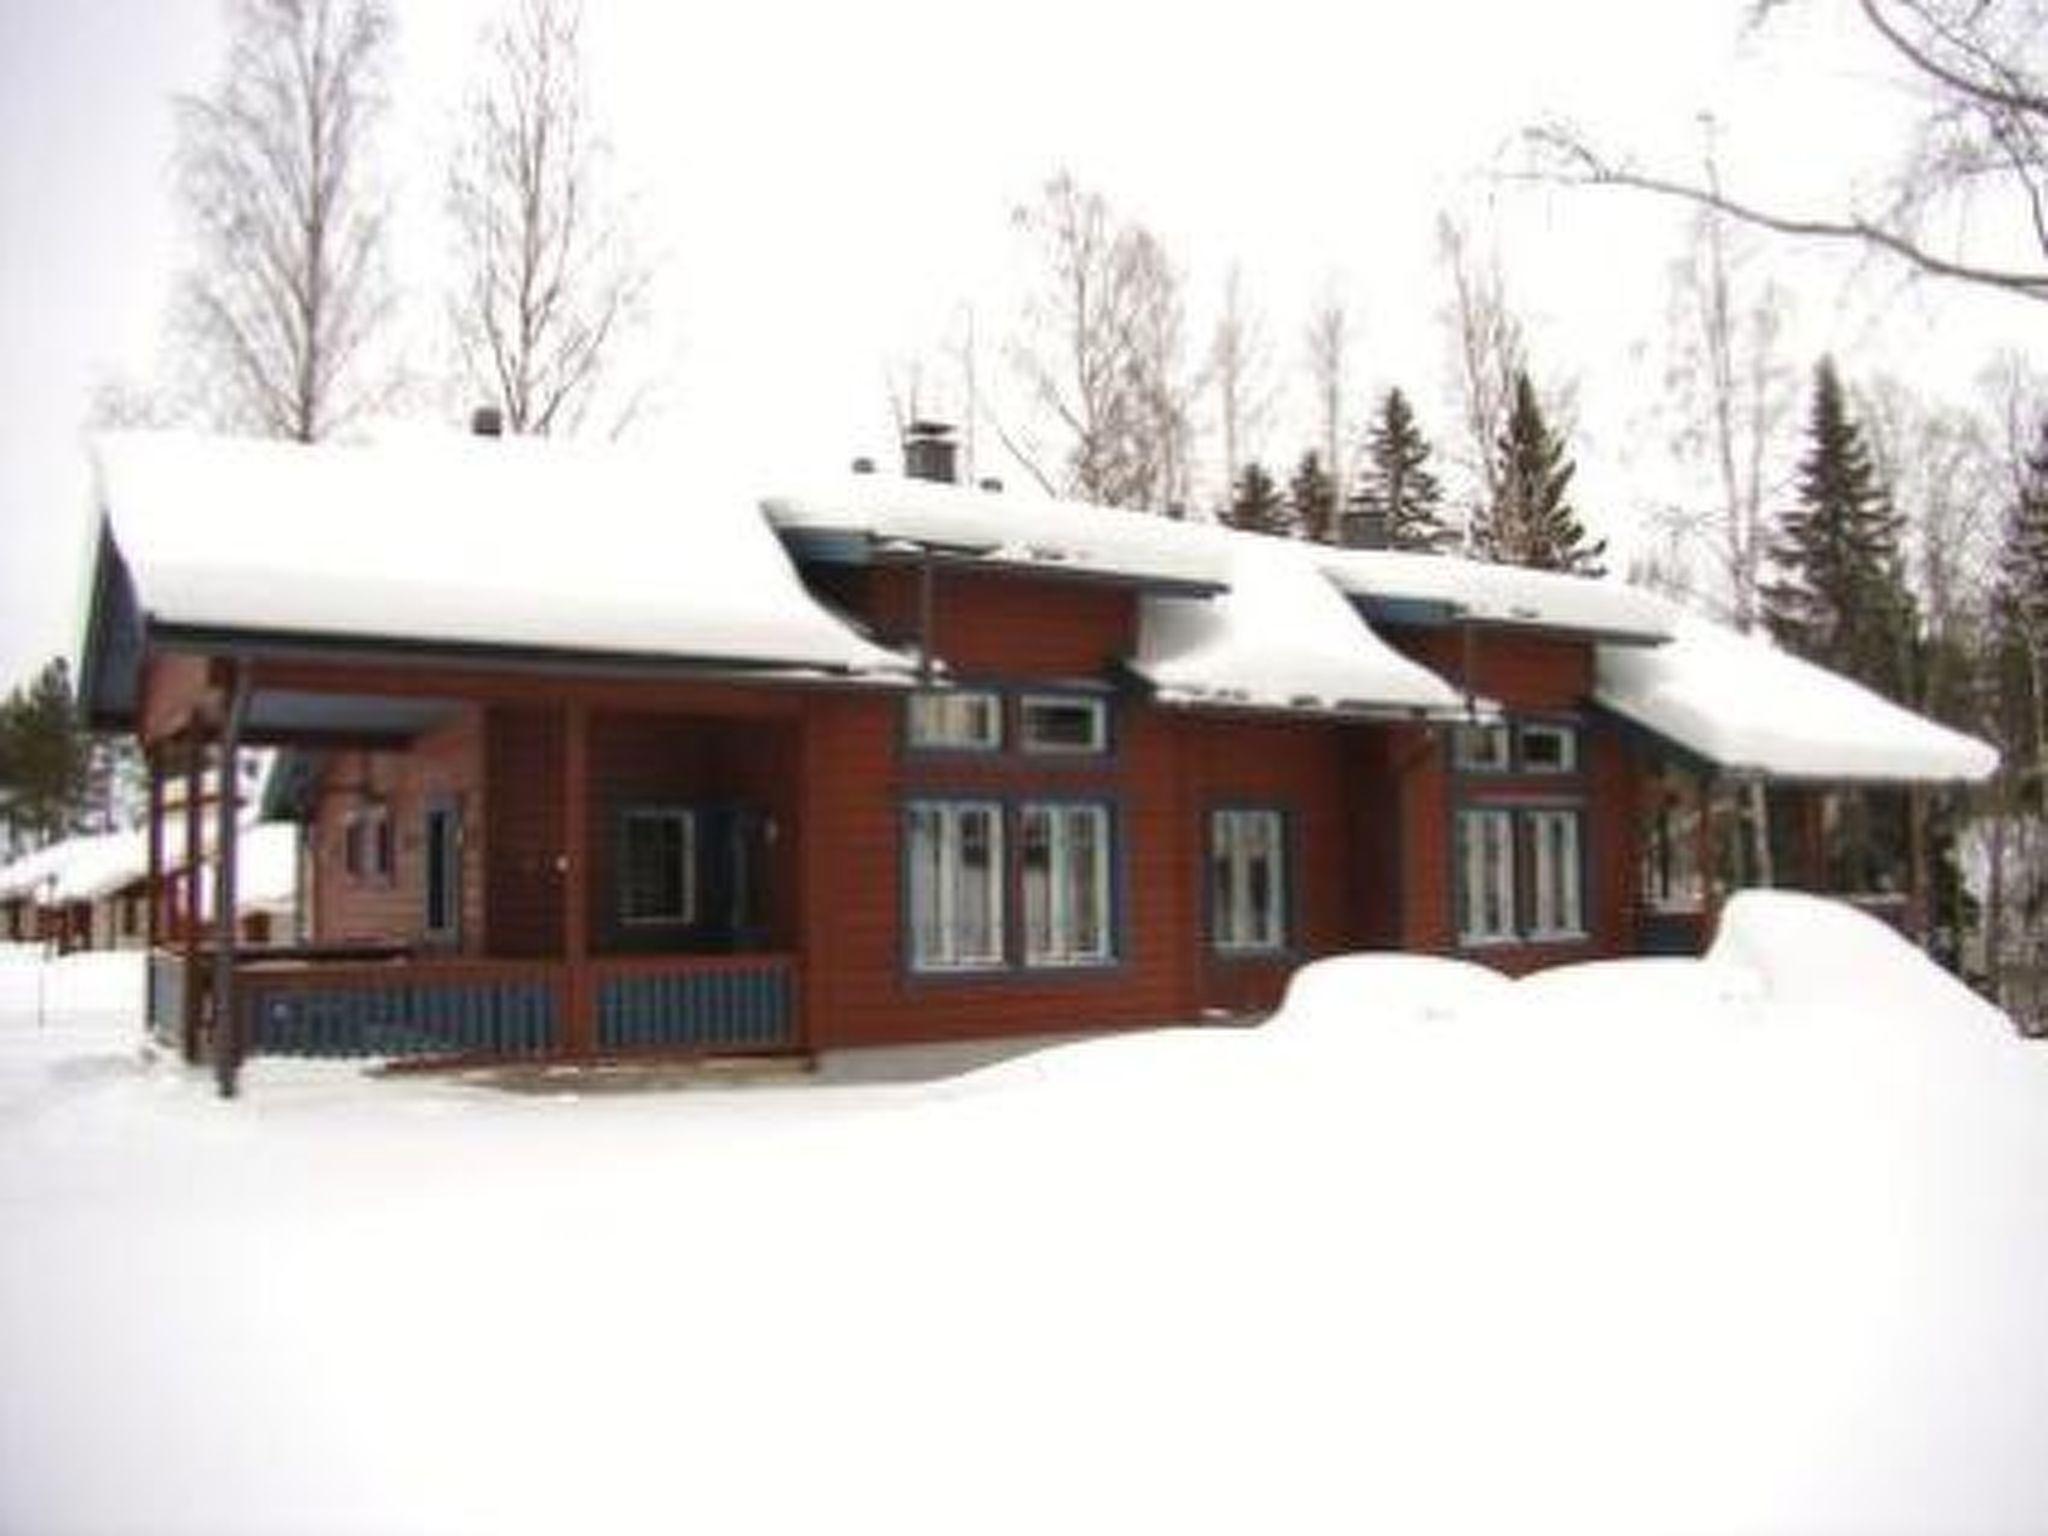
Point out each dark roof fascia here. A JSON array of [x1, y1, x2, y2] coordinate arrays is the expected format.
[[782, 525, 1227, 600], [77, 521, 144, 730], [142, 621, 917, 692], [1586, 698, 1986, 789], [1349, 597, 1668, 649]]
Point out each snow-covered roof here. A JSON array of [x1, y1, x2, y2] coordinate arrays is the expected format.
[[1596, 612, 1999, 784], [1132, 542, 1470, 719], [1318, 546, 1674, 644], [761, 473, 1234, 592], [46, 830, 151, 904], [90, 431, 914, 679], [0, 842, 74, 901]]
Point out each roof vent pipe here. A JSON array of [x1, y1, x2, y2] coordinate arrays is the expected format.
[[903, 420, 959, 484], [470, 405, 504, 438], [851, 456, 876, 475]]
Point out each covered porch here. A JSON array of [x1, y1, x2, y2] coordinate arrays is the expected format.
[[1597, 614, 1998, 958], [139, 664, 813, 1090]]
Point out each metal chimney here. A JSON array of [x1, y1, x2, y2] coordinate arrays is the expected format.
[[470, 404, 504, 438], [903, 420, 959, 484]]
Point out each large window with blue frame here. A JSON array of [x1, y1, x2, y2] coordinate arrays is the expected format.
[[906, 798, 1117, 973]]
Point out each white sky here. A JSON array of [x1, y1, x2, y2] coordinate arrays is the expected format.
[[3, 0, 2044, 694]]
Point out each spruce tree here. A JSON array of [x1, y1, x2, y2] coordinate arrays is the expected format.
[[1348, 387, 1451, 552], [1472, 371, 1605, 575], [1287, 451, 1337, 543], [1763, 358, 1917, 699], [1225, 460, 1291, 536], [0, 660, 91, 849]]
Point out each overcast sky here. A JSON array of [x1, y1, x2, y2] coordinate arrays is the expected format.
[[3, 0, 2044, 695]]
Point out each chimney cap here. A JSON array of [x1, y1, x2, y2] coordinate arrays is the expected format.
[[851, 456, 877, 475], [470, 404, 504, 437], [905, 419, 955, 439]]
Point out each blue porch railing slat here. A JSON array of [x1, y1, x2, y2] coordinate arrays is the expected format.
[[246, 972, 560, 1061], [595, 958, 792, 1053]]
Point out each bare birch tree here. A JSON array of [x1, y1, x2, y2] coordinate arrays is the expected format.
[[1527, 0, 2048, 304], [1008, 171, 1197, 509], [1208, 263, 1277, 505], [1438, 215, 1527, 543], [1304, 282, 1353, 516], [448, 0, 653, 436], [173, 0, 395, 441]]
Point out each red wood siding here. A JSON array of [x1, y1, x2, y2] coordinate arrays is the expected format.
[[309, 710, 487, 950], [861, 566, 1139, 678], [485, 706, 564, 959]]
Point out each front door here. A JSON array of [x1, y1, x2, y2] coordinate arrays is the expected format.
[[423, 799, 462, 948]]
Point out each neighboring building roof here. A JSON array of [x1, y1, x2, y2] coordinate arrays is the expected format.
[[1132, 542, 1471, 720], [1595, 613, 1999, 784], [0, 820, 297, 910], [85, 431, 916, 693]]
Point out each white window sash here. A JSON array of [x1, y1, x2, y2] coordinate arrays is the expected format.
[[909, 803, 1005, 970], [1213, 810, 1285, 953], [1023, 804, 1111, 965]]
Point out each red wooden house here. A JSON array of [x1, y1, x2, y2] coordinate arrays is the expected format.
[[74, 427, 1997, 1093]]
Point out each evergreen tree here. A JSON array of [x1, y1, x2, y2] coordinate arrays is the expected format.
[[1287, 450, 1337, 543], [1347, 387, 1451, 552], [0, 660, 91, 850], [1224, 460, 1291, 536], [1472, 371, 1605, 575], [1994, 411, 2048, 787], [1763, 358, 1917, 699]]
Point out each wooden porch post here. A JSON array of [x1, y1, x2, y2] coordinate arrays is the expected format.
[[213, 660, 251, 1097], [144, 753, 164, 948], [180, 733, 205, 1065], [1698, 771, 1724, 939], [1797, 788, 1827, 892], [562, 701, 592, 1057], [1908, 785, 1931, 948]]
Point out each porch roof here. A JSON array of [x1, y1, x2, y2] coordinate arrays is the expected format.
[[1594, 612, 1999, 785], [1131, 541, 1473, 720], [82, 432, 917, 724]]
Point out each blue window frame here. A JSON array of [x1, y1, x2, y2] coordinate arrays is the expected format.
[[1210, 807, 1288, 954]]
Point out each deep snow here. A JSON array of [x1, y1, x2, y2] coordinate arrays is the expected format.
[[3, 896, 2046, 1536]]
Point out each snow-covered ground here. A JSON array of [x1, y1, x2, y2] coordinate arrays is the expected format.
[[3, 897, 2046, 1536]]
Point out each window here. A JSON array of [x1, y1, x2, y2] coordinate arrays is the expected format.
[[1021, 804, 1112, 965], [619, 809, 695, 925], [1519, 723, 1578, 774], [907, 802, 1005, 970], [1452, 723, 1512, 772], [424, 804, 462, 942], [1525, 810, 1584, 937], [1457, 806, 1586, 944], [342, 805, 392, 883], [1456, 809, 1517, 943], [907, 690, 1002, 751], [1211, 808, 1287, 953], [1019, 695, 1108, 754]]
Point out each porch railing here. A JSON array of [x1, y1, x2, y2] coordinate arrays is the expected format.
[[146, 947, 186, 1047], [595, 953, 796, 1053], [225, 951, 799, 1061], [239, 959, 562, 1060]]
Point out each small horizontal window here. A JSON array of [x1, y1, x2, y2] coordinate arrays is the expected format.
[[1519, 723, 1578, 774], [1019, 695, 1107, 754], [1451, 723, 1511, 773], [907, 690, 1002, 751]]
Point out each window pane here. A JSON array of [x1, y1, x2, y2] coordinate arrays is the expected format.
[[910, 803, 1004, 969], [1458, 810, 1515, 942], [1529, 811, 1583, 935], [908, 691, 1001, 750], [908, 807, 943, 964], [1212, 809, 1285, 952], [1520, 725, 1578, 773], [621, 811, 692, 924], [1023, 805, 1111, 965], [1453, 724, 1511, 772], [1020, 697, 1106, 753]]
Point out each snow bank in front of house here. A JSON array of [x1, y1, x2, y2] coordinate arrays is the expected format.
[[0, 946, 141, 1024], [1132, 541, 1469, 717], [93, 430, 914, 677], [5, 902, 2048, 1536], [1596, 612, 1998, 782]]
